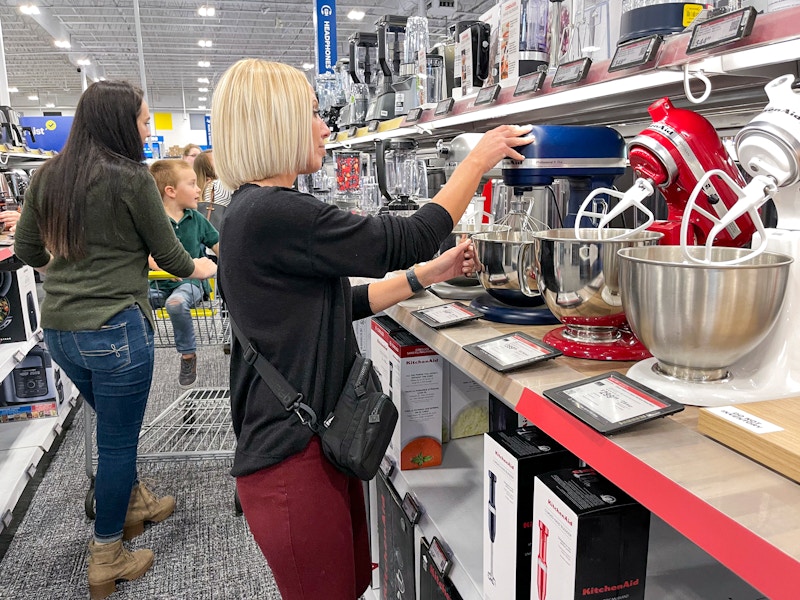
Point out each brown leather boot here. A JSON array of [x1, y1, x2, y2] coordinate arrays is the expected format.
[[123, 482, 176, 540], [88, 539, 154, 599]]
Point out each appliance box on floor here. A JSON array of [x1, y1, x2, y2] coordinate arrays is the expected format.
[[371, 315, 443, 470], [0, 264, 39, 344], [376, 472, 416, 600], [484, 427, 580, 600], [446, 363, 489, 440], [532, 468, 651, 600]]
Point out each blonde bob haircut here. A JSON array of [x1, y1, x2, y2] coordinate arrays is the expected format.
[[211, 59, 314, 190]]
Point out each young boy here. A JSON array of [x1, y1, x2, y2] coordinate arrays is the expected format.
[[149, 160, 220, 387]]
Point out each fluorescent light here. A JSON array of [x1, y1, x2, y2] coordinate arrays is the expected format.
[[19, 4, 40, 15], [198, 60, 211, 68], [28, 95, 38, 101], [302, 62, 314, 71], [77, 59, 91, 66], [54, 40, 71, 49], [45, 103, 55, 108], [197, 77, 209, 84], [198, 5, 216, 17], [198, 96, 207, 101], [198, 105, 207, 110], [347, 9, 365, 20], [7, 87, 18, 93], [198, 87, 209, 92], [198, 39, 213, 48]]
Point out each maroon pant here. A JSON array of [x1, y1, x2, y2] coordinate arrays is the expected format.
[[236, 436, 372, 600]]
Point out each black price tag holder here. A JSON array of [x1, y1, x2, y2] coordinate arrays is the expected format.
[[411, 302, 482, 329], [380, 455, 395, 478], [402, 492, 422, 525], [686, 6, 757, 54], [434, 97, 454, 116], [428, 537, 452, 577], [543, 371, 684, 435], [367, 119, 381, 133], [463, 331, 562, 372], [347, 125, 359, 138], [609, 35, 662, 72], [328, 131, 339, 142], [474, 84, 501, 106], [513, 71, 547, 96], [552, 57, 592, 87], [405, 107, 424, 123]]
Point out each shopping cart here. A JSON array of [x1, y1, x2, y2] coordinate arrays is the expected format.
[[148, 270, 230, 349], [83, 387, 241, 518]]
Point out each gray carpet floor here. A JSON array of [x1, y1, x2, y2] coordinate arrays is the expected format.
[[0, 344, 282, 600]]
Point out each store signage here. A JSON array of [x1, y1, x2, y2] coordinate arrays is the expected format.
[[687, 6, 757, 54], [406, 107, 424, 123], [513, 71, 546, 96], [204, 115, 212, 146], [464, 331, 561, 372], [19, 116, 73, 152], [434, 98, 454, 116], [552, 57, 592, 87], [313, 0, 338, 75], [609, 35, 662, 73], [474, 84, 500, 106]]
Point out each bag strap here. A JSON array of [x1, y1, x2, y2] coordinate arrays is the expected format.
[[204, 182, 215, 220], [229, 316, 319, 430]]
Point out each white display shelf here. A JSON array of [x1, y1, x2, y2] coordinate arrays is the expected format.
[[0, 330, 45, 387], [0, 446, 44, 534]]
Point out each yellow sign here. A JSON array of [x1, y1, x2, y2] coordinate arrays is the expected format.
[[154, 113, 173, 130], [683, 3, 704, 26], [45, 120, 57, 130]]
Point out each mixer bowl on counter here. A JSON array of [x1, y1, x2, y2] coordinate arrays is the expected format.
[[521, 229, 663, 342], [472, 230, 542, 306], [618, 246, 793, 382]]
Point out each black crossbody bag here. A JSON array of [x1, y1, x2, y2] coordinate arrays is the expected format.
[[230, 318, 398, 481]]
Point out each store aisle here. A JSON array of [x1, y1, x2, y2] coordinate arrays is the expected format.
[[0, 346, 282, 600]]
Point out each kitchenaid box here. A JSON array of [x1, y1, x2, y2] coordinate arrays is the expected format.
[[371, 315, 443, 470], [531, 468, 650, 600], [0, 264, 39, 344], [483, 426, 579, 600]]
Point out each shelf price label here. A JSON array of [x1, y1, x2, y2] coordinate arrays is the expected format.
[[402, 492, 422, 525], [347, 125, 358, 138], [687, 6, 757, 54], [609, 35, 662, 73], [328, 132, 339, 142], [429, 537, 452, 576], [552, 57, 592, 87], [367, 119, 381, 133], [513, 71, 547, 96], [474, 84, 501, 106], [406, 107, 424, 123], [434, 97, 454, 117], [463, 331, 562, 372]]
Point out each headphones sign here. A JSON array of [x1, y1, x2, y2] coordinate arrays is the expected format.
[[314, 0, 338, 75]]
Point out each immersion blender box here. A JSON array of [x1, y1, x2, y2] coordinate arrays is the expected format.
[[483, 426, 580, 600], [0, 264, 39, 344], [371, 315, 443, 470], [531, 468, 650, 600]]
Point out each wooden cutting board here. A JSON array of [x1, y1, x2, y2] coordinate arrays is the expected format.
[[697, 398, 800, 484]]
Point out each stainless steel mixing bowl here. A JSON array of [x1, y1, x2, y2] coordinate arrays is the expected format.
[[618, 245, 793, 382], [471, 230, 542, 306], [522, 229, 663, 342]]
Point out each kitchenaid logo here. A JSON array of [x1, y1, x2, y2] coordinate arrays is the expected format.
[[547, 498, 573, 526], [582, 579, 640, 595], [493, 450, 515, 471], [763, 107, 800, 122]]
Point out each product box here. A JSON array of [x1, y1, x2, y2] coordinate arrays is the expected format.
[[353, 315, 373, 360], [376, 472, 416, 600], [419, 537, 463, 600], [371, 315, 443, 470], [532, 468, 651, 600], [445, 363, 489, 441], [0, 265, 39, 344], [0, 345, 61, 423], [489, 394, 532, 431], [484, 426, 580, 600], [482, 4, 501, 88], [497, 0, 522, 84]]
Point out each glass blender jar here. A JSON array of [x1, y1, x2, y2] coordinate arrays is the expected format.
[[376, 138, 421, 214]]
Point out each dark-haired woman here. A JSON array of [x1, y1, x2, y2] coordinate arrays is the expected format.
[[14, 81, 217, 599]]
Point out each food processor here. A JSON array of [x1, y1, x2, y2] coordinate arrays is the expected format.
[[619, 74, 800, 406]]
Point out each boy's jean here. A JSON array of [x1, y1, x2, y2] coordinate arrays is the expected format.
[[149, 282, 203, 354], [44, 305, 154, 542]]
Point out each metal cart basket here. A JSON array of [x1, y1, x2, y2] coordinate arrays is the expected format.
[[148, 270, 230, 349]]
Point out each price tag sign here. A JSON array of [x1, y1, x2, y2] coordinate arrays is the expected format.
[[347, 125, 359, 138], [435, 97, 454, 116], [513, 71, 546, 96], [609, 35, 662, 72], [380, 455, 395, 478], [411, 302, 482, 329], [474, 84, 501, 106], [543, 371, 684, 434], [367, 119, 381, 133], [328, 131, 339, 142], [552, 57, 592, 87], [406, 107, 424, 122], [429, 537, 452, 576], [402, 492, 422, 525], [687, 6, 757, 54], [463, 331, 562, 372]]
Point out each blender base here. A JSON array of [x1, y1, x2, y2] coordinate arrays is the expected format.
[[544, 327, 652, 361], [470, 294, 560, 325]]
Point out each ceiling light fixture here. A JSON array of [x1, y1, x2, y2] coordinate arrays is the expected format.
[[19, 4, 40, 15], [198, 5, 216, 17], [54, 39, 71, 49], [198, 40, 213, 48], [77, 59, 91, 66], [197, 77, 209, 84], [198, 96, 207, 101], [7, 87, 18, 93], [302, 62, 314, 71], [198, 87, 209, 92], [347, 9, 365, 20], [198, 105, 207, 110], [28, 95, 38, 101], [45, 103, 55, 108], [198, 60, 211, 68]]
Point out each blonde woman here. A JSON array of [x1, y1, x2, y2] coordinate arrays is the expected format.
[[181, 143, 201, 164], [212, 58, 532, 600]]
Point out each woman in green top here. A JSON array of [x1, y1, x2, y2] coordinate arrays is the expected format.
[[14, 80, 217, 600]]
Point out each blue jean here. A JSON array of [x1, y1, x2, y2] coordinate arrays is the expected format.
[[149, 282, 203, 354], [44, 305, 154, 542]]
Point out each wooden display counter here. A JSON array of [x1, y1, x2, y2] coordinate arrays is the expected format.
[[384, 292, 800, 600]]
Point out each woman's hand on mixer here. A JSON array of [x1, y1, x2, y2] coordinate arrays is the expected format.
[[417, 238, 477, 286], [464, 124, 534, 174]]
